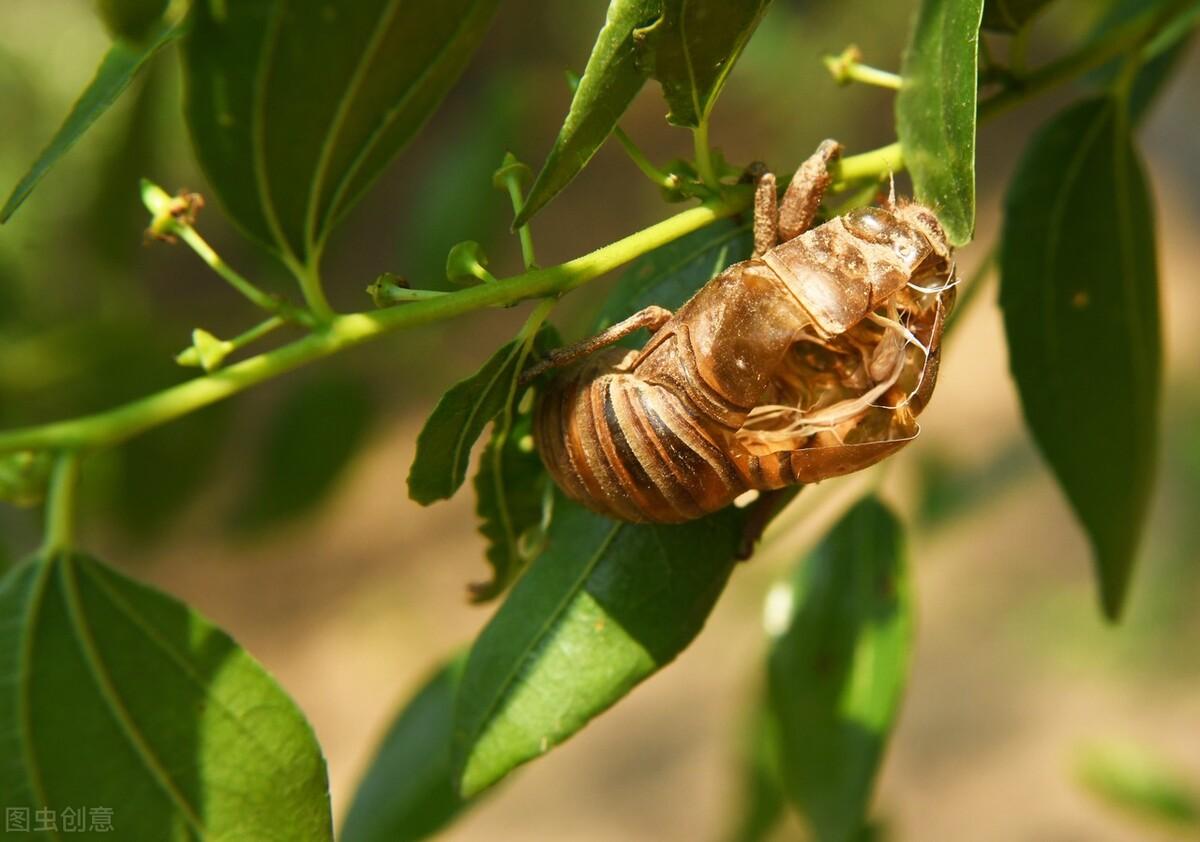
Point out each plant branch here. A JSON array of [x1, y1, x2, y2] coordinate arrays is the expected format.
[[41, 451, 80, 556], [830, 142, 903, 183], [693, 120, 720, 191], [0, 194, 761, 455]]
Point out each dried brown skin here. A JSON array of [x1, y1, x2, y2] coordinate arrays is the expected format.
[[533, 144, 956, 524]]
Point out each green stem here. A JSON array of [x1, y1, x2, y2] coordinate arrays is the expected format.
[[613, 126, 673, 189], [830, 142, 904, 183], [374, 286, 449, 303], [824, 49, 902, 89], [177, 226, 313, 326], [0, 196, 752, 455], [693, 120, 720, 191], [41, 451, 80, 556], [298, 261, 336, 323], [502, 175, 537, 270], [229, 316, 286, 350]]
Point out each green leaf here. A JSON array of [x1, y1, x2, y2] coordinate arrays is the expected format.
[[1076, 741, 1200, 830], [981, 0, 1053, 32], [768, 497, 912, 842], [409, 335, 539, 506], [724, 696, 786, 842], [232, 373, 375, 532], [513, 0, 661, 228], [453, 496, 744, 797], [999, 97, 1160, 620], [596, 216, 752, 339], [634, 0, 773, 128], [0, 24, 179, 223], [452, 185, 755, 798], [1089, 0, 1199, 124], [471, 385, 551, 603], [183, 0, 501, 266], [896, 0, 985, 246], [342, 653, 474, 842], [0, 553, 333, 840]]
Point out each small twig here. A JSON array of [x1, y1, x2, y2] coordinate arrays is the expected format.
[[824, 45, 902, 90], [141, 181, 317, 327]]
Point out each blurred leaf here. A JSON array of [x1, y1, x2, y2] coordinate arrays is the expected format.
[[0, 24, 179, 223], [87, 58, 164, 272], [471, 383, 551, 603], [452, 495, 744, 797], [768, 497, 912, 842], [184, 0, 500, 266], [514, 0, 660, 228], [981, 0, 1053, 32], [634, 0, 772, 128], [597, 216, 752, 340], [96, 0, 172, 44], [233, 373, 375, 531], [113, 401, 230, 542], [1124, 31, 1195, 123], [342, 652, 475, 842], [1089, 0, 1199, 124], [0, 553, 333, 839], [896, 0, 984, 246], [409, 331, 544, 506], [0, 323, 228, 538], [396, 75, 524, 289], [724, 696, 786, 842], [999, 97, 1159, 620], [1076, 742, 1200, 831]]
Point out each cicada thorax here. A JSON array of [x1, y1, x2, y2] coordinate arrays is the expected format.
[[533, 200, 956, 524]]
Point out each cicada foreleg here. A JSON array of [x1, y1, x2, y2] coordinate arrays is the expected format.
[[519, 305, 673, 386]]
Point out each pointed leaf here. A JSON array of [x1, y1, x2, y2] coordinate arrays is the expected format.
[[896, 0, 985, 246], [453, 496, 744, 797], [514, 0, 660, 228], [471, 386, 551, 603], [0, 553, 333, 839], [0, 24, 179, 223], [999, 97, 1160, 620], [232, 373, 375, 532], [342, 653, 475, 842], [409, 328, 549, 506], [634, 0, 773, 128], [768, 497, 912, 842], [183, 0, 501, 265]]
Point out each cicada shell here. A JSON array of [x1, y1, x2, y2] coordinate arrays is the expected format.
[[533, 143, 956, 524]]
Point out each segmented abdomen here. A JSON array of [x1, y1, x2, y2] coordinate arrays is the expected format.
[[534, 346, 752, 523]]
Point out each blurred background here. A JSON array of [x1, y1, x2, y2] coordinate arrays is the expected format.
[[1, 0, 1197, 839]]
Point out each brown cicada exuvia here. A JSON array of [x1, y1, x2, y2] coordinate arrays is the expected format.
[[526, 140, 956, 524]]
